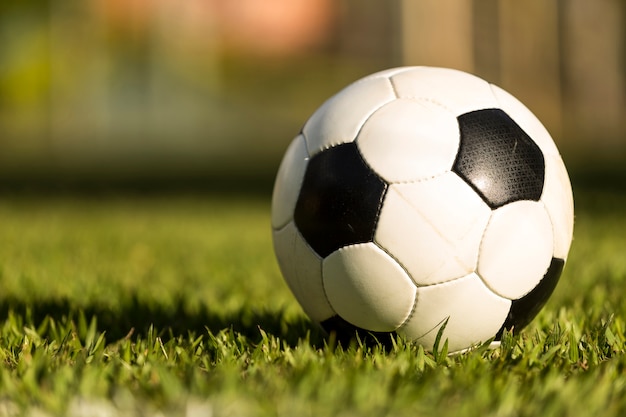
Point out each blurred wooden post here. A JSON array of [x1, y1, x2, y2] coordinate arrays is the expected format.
[[497, 1, 563, 140], [561, 0, 625, 153], [399, 0, 474, 73]]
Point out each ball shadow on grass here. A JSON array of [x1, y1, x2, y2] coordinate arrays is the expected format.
[[0, 295, 326, 349]]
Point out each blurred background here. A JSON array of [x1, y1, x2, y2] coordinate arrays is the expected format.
[[0, 0, 624, 193]]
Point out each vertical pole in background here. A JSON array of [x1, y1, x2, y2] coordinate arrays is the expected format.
[[497, 1, 563, 141], [398, 0, 474, 73], [559, 0, 625, 153], [472, 0, 501, 85]]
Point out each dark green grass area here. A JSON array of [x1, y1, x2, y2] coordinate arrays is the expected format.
[[0, 180, 624, 416]]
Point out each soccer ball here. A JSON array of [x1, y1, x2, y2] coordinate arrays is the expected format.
[[271, 67, 574, 352]]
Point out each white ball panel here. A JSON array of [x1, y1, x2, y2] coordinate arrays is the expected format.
[[271, 135, 309, 229], [478, 201, 554, 300], [541, 154, 574, 260], [399, 273, 511, 353], [489, 84, 560, 158], [390, 67, 498, 116], [273, 222, 334, 322], [375, 175, 491, 286], [323, 243, 417, 332], [302, 76, 395, 157], [357, 99, 460, 182]]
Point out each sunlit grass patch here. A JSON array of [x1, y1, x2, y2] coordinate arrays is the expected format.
[[0, 190, 622, 416]]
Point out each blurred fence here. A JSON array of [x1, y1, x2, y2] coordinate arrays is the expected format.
[[0, 0, 624, 189], [400, 0, 625, 164]]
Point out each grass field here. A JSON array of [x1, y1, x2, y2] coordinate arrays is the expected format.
[[0, 180, 624, 416]]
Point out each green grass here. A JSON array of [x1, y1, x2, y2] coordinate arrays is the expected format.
[[0, 186, 624, 416]]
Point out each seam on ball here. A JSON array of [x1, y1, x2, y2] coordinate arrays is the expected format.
[[397, 291, 419, 332], [398, 96, 456, 116], [372, 241, 420, 332], [413, 272, 477, 289], [539, 198, 559, 258], [389, 169, 451, 185], [297, 132, 313, 159], [311, 97, 396, 156], [352, 97, 397, 149], [373, 241, 418, 287], [271, 219, 293, 234], [388, 76, 401, 99], [488, 82, 502, 108]]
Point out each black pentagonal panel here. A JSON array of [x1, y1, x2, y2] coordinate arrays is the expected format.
[[321, 315, 395, 349], [294, 142, 388, 258], [453, 108, 545, 209], [495, 257, 565, 340]]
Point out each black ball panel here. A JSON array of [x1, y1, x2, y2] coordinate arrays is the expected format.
[[294, 142, 388, 258], [453, 108, 545, 209], [495, 257, 565, 340]]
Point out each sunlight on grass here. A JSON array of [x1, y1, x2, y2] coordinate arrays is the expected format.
[[0, 196, 291, 312], [0, 190, 622, 416]]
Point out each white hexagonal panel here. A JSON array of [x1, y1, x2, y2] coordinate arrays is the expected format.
[[399, 273, 511, 353], [489, 84, 561, 159], [322, 242, 417, 332], [302, 76, 396, 157], [541, 154, 574, 260], [271, 135, 309, 230], [272, 222, 334, 322], [356, 99, 460, 183], [390, 67, 498, 116], [375, 173, 491, 286], [478, 201, 554, 300]]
